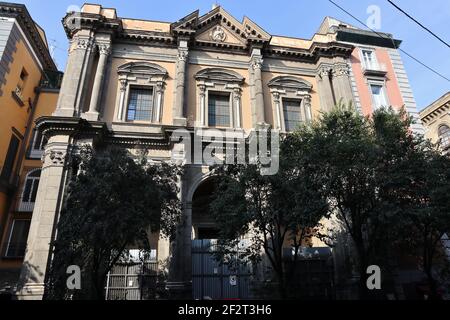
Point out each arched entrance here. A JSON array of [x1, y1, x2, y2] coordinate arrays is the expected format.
[[192, 178, 220, 240], [190, 177, 251, 300]]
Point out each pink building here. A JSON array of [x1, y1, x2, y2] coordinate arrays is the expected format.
[[318, 17, 424, 134]]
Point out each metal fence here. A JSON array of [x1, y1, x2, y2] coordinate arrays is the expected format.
[[105, 262, 158, 300], [192, 239, 251, 300]]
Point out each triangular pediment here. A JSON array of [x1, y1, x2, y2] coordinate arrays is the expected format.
[[194, 7, 248, 47], [196, 21, 246, 46], [172, 6, 271, 48]]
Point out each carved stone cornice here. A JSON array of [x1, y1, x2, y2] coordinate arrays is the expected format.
[[62, 11, 122, 39]]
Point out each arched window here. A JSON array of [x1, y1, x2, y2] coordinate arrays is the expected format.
[[438, 125, 450, 150], [18, 169, 41, 212]]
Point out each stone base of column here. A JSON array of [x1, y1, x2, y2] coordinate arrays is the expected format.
[[81, 111, 100, 121], [173, 117, 187, 126], [53, 108, 75, 117], [16, 283, 45, 300], [166, 281, 192, 299]]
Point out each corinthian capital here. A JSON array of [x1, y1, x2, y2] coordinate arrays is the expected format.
[[332, 64, 350, 77], [97, 43, 111, 56], [251, 57, 263, 70], [76, 37, 93, 50], [177, 49, 189, 62]]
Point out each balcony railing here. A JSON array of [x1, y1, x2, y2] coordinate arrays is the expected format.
[[28, 149, 44, 159], [40, 70, 64, 90], [17, 201, 35, 212]]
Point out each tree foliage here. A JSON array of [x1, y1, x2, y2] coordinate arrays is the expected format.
[[209, 129, 329, 298], [45, 145, 181, 300]]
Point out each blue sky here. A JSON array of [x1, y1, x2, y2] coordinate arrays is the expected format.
[[20, 0, 450, 109]]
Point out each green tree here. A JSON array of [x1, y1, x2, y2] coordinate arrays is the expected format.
[[391, 140, 450, 299], [297, 104, 424, 298], [209, 130, 328, 299], [45, 145, 181, 300]]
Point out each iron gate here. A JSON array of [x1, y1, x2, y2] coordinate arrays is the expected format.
[[105, 262, 158, 300], [192, 239, 251, 300]]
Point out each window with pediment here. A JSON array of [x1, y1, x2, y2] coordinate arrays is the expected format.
[[268, 76, 313, 132], [194, 68, 244, 128], [115, 62, 168, 123]]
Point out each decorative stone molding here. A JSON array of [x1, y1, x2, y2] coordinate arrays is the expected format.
[[194, 68, 245, 128], [318, 66, 332, 79], [332, 63, 350, 77], [268, 75, 313, 131], [49, 150, 66, 165], [209, 25, 227, 42], [116, 62, 168, 122], [177, 49, 189, 62], [251, 57, 263, 70], [97, 43, 111, 55]]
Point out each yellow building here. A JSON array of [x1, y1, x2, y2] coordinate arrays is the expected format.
[[420, 92, 450, 154], [0, 2, 61, 293]]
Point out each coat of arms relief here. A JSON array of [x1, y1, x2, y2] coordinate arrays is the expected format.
[[209, 25, 227, 42]]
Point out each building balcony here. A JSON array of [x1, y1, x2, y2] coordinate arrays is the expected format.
[[39, 70, 63, 90], [17, 201, 35, 212], [362, 62, 388, 77]]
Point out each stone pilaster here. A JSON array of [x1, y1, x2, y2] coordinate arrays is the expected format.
[[53, 35, 94, 117], [233, 87, 242, 128], [331, 63, 354, 107], [16, 135, 71, 300], [173, 40, 189, 126], [166, 174, 192, 299], [316, 66, 335, 112], [303, 94, 312, 122], [83, 42, 111, 121], [250, 49, 265, 126]]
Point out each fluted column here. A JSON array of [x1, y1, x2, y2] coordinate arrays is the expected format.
[[251, 51, 265, 126], [53, 36, 94, 117], [84, 43, 111, 121], [173, 42, 189, 126]]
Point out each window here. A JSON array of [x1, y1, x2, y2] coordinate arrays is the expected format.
[[362, 49, 377, 70], [1, 134, 20, 183], [126, 87, 154, 121], [208, 92, 230, 127], [19, 169, 41, 212], [15, 68, 28, 99], [283, 99, 302, 132], [438, 125, 450, 150], [29, 129, 48, 158], [370, 84, 388, 110], [5, 219, 30, 257]]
